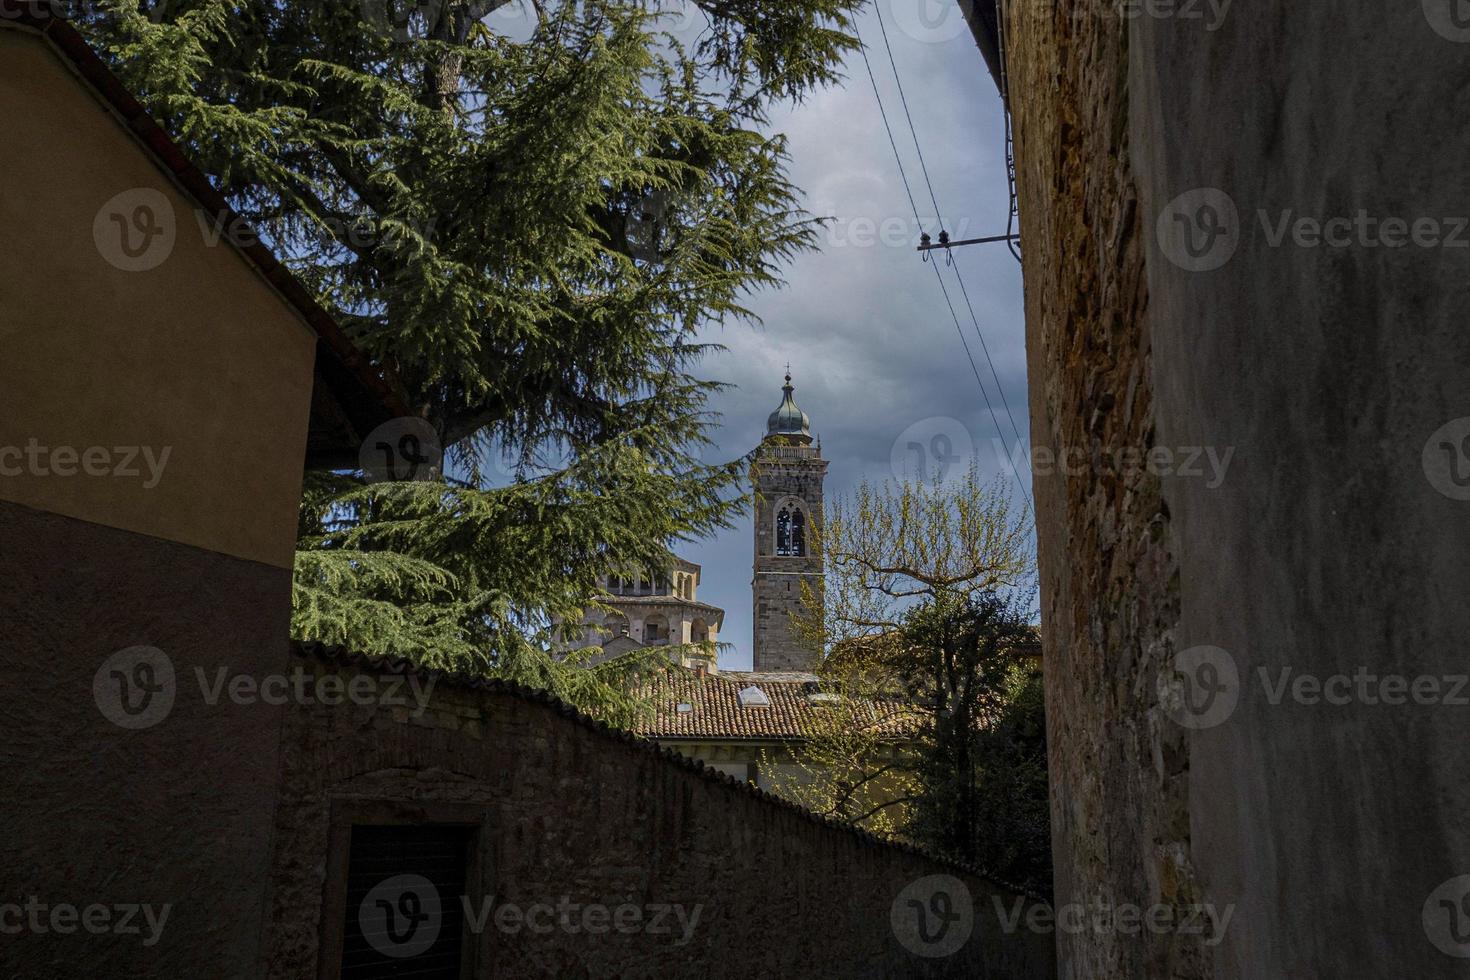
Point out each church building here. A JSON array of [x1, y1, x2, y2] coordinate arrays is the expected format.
[[565, 373, 898, 791], [563, 555, 725, 671], [569, 371, 828, 677]]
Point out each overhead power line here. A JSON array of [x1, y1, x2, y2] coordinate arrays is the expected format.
[[869, 6, 1030, 466], [871, 7, 944, 227], [854, 20, 1034, 516]]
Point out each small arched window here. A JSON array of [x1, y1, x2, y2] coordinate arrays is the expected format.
[[776, 505, 806, 557]]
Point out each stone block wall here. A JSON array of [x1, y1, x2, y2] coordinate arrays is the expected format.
[[751, 571, 821, 673], [1002, 4, 1201, 977], [263, 646, 1056, 978], [751, 447, 827, 672]]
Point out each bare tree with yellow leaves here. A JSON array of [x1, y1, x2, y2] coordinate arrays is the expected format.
[[761, 466, 1048, 890], [794, 462, 1033, 657]]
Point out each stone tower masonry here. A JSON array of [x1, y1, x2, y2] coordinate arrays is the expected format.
[[751, 373, 827, 673]]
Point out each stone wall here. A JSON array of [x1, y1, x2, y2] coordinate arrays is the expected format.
[[264, 645, 1057, 978], [1005, 0, 1470, 976], [751, 445, 827, 672], [1003, 3, 1201, 976]]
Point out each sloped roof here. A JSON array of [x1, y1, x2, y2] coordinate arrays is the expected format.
[[602, 594, 725, 616], [1, 2, 409, 464], [633, 668, 923, 741]]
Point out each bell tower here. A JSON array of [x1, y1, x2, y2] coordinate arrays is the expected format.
[[751, 371, 827, 672]]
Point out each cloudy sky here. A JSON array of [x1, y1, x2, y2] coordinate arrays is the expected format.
[[676, 2, 1032, 669]]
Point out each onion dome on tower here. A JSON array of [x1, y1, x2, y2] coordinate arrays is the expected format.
[[765, 371, 813, 445]]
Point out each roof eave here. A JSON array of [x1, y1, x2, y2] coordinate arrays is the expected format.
[[959, 0, 1007, 100]]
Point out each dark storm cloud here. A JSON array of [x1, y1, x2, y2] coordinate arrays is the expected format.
[[686, 5, 1031, 668]]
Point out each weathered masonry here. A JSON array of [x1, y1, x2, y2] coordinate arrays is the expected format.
[[966, 0, 1470, 976], [751, 373, 828, 672], [267, 644, 1056, 979]]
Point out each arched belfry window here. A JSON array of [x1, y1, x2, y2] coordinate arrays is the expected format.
[[776, 505, 806, 557]]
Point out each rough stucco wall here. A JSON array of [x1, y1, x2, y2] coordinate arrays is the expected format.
[[0, 28, 328, 979], [1010, 0, 1470, 976], [0, 29, 317, 571], [0, 501, 293, 978], [265, 653, 1057, 979], [1128, 3, 1470, 976]]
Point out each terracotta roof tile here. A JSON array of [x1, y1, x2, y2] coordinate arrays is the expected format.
[[633, 668, 923, 741]]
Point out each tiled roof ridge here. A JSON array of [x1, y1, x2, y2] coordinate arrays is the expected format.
[[709, 670, 822, 682], [599, 595, 725, 613], [290, 640, 1044, 902]]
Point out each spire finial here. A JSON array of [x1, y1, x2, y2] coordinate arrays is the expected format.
[[784, 362, 792, 385]]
